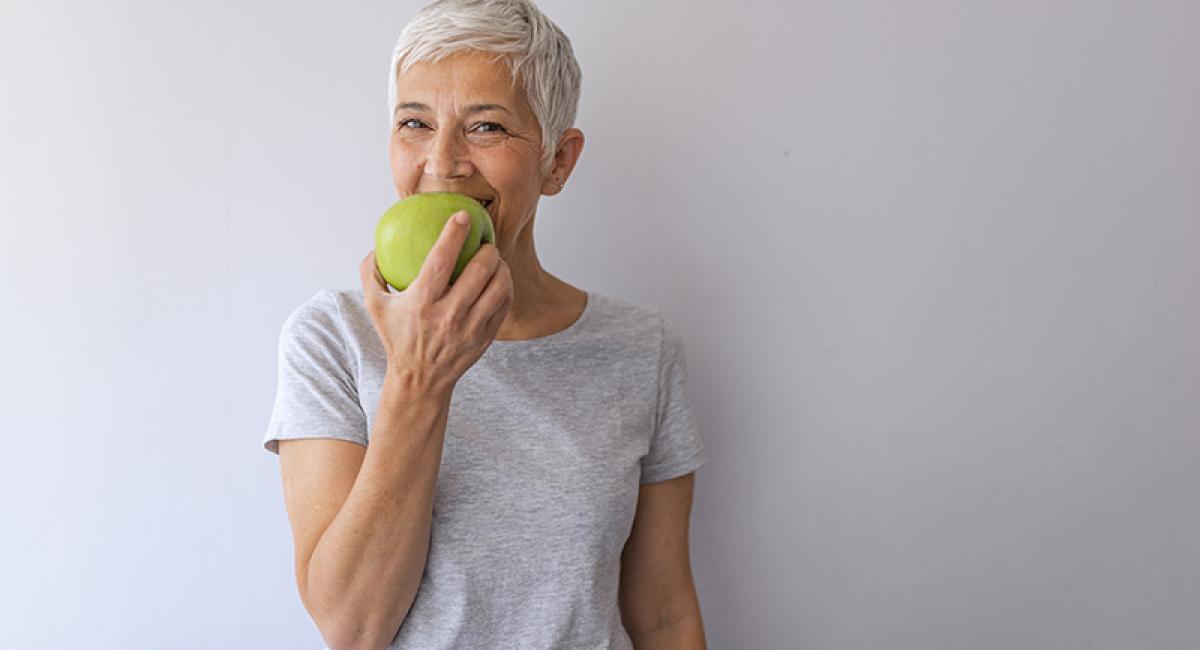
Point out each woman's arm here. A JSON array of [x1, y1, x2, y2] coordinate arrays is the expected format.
[[289, 215, 509, 649], [619, 472, 708, 649], [276, 211, 510, 650], [279, 374, 453, 650]]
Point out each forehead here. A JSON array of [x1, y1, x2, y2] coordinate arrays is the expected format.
[[395, 50, 524, 109]]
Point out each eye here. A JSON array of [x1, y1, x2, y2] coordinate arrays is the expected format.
[[396, 118, 427, 131], [471, 121, 508, 134]]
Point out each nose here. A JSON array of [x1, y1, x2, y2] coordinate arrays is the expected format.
[[422, 127, 475, 180]]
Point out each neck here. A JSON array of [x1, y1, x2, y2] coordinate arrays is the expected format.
[[494, 216, 583, 341]]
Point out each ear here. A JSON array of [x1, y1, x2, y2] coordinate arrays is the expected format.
[[541, 128, 585, 197]]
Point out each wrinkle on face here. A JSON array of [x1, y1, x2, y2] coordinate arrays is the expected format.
[[388, 50, 550, 254]]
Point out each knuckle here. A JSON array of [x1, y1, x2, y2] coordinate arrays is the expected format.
[[474, 248, 496, 269], [426, 256, 449, 275], [467, 250, 496, 275], [438, 311, 462, 334], [474, 245, 497, 266], [411, 302, 434, 322]]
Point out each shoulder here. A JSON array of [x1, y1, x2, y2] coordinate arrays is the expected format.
[[278, 289, 366, 356], [582, 291, 688, 370], [585, 291, 669, 341], [280, 289, 341, 337], [285, 289, 338, 321], [290, 288, 375, 336]]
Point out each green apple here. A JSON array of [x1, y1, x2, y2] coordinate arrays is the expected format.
[[374, 192, 496, 292]]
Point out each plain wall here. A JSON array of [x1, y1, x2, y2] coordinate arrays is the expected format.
[[2, 1, 1197, 648]]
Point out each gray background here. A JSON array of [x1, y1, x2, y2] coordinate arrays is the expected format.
[[2, 0, 1197, 648]]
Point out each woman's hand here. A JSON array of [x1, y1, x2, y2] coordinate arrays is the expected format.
[[359, 211, 513, 397]]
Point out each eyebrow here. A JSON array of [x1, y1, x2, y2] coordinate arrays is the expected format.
[[394, 101, 512, 116]]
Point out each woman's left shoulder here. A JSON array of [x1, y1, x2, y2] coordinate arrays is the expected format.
[[585, 291, 668, 336]]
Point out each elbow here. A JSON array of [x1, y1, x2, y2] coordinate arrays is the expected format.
[[321, 624, 395, 650], [300, 587, 380, 649], [316, 603, 408, 650], [317, 623, 361, 650], [303, 571, 414, 650]]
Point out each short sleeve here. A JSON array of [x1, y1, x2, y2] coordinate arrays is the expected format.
[[262, 289, 369, 455], [640, 316, 709, 484]]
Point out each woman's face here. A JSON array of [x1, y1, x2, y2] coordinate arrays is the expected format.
[[389, 50, 557, 255]]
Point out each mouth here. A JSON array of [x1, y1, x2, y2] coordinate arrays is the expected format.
[[473, 197, 494, 211]]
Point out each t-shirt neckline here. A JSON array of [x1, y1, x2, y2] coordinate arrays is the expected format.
[[489, 290, 596, 347]]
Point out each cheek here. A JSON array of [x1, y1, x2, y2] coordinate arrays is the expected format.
[[390, 139, 417, 165], [389, 141, 423, 184], [482, 152, 542, 193]]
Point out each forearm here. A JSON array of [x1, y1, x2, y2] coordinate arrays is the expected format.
[[305, 373, 453, 649]]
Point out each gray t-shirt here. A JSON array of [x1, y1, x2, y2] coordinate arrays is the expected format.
[[263, 288, 708, 649]]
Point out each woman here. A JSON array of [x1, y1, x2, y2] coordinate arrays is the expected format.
[[263, 1, 709, 648]]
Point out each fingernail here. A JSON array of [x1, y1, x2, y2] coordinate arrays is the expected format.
[[454, 211, 469, 224]]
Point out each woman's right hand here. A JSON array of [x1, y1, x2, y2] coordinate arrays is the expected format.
[[358, 210, 513, 397]]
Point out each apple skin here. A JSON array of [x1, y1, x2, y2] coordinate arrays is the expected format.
[[374, 192, 496, 292]]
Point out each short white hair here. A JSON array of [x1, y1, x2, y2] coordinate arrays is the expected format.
[[388, 0, 582, 175]]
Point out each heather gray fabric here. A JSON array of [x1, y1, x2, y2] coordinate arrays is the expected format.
[[263, 288, 708, 649]]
